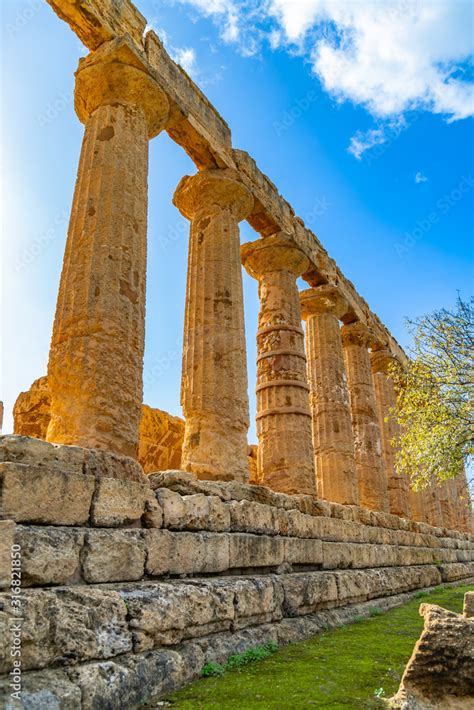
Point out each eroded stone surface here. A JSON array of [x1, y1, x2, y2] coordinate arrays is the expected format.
[[241, 233, 315, 496], [82, 530, 146, 583], [174, 168, 253, 483], [341, 322, 389, 513], [0, 462, 94, 526], [390, 600, 474, 709], [301, 285, 359, 506]]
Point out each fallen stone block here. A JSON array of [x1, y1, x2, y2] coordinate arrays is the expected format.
[[389, 599, 474, 709]]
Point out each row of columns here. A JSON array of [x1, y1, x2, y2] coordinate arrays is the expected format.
[[43, 38, 469, 530]]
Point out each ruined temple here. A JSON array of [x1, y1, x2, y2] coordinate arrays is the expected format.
[[0, 1, 472, 707]]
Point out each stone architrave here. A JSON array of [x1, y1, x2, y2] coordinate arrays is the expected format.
[[241, 234, 316, 495], [370, 348, 410, 518], [173, 169, 253, 482], [46, 38, 169, 459], [300, 286, 358, 505], [341, 322, 389, 512]]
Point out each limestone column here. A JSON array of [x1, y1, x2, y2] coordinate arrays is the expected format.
[[409, 486, 429, 523], [439, 480, 457, 530], [300, 286, 358, 505], [425, 484, 443, 527], [241, 234, 316, 495], [173, 169, 253, 482], [341, 322, 389, 512], [455, 470, 472, 532], [370, 348, 410, 518], [46, 38, 169, 458]]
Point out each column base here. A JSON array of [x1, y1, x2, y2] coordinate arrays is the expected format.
[[181, 415, 249, 483]]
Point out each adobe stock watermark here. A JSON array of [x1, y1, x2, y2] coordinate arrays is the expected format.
[[304, 196, 332, 226], [157, 219, 188, 251], [395, 174, 474, 258], [143, 336, 183, 388], [6, 0, 42, 38], [273, 90, 317, 137], [37, 90, 73, 127], [15, 212, 68, 272], [9, 543, 23, 702]]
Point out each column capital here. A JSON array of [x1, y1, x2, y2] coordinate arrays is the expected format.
[[370, 347, 400, 374], [173, 168, 253, 221], [300, 285, 348, 321], [241, 233, 309, 279], [75, 36, 169, 138], [341, 321, 374, 348]]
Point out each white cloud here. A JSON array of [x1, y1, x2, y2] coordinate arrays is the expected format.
[[415, 171, 428, 183], [173, 47, 197, 75], [177, 0, 474, 143]]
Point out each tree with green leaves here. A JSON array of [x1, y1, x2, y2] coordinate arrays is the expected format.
[[390, 295, 473, 491]]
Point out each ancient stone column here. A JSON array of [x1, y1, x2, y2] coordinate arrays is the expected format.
[[173, 169, 253, 482], [425, 484, 443, 528], [409, 486, 429, 523], [455, 470, 472, 532], [439, 480, 457, 530], [341, 322, 389, 512], [300, 286, 358, 505], [46, 38, 169, 459], [241, 234, 316, 495], [370, 348, 410, 518]]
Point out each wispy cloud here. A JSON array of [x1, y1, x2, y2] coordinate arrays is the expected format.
[[176, 0, 474, 157]]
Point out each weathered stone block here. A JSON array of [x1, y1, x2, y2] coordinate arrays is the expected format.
[[228, 534, 285, 569], [1, 669, 81, 709], [390, 602, 474, 708], [183, 494, 230, 531], [155, 488, 188, 528], [138, 405, 184, 473], [82, 530, 145, 583], [0, 586, 131, 673], [145, 530, 230, 576], [142, 490, 163, 529], [67, 649, 185, 710], [231, 577, 284, 628], [438, 562, 474, 582], [228, 500, 279, 535], [120, 580, 234, 650], [0, 434, 145, 482], [90, 477, 150, 526], [0, 520, 14, 589], [15, 526, 84, 586], [322, 541, 356, 569], [285, 538, 323, 566], [280, 572, 338, 616], [0, 462, 94, 525]]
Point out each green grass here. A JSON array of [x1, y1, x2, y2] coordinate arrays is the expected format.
[[159, 584, 471, 710]]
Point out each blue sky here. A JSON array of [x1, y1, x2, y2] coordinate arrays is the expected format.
[[1, 0, 473, 440]]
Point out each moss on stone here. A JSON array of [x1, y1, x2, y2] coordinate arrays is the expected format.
[[163, 585, 471, 709]]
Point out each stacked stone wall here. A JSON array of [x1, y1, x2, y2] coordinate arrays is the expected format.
[[1, 436, 472, 708]]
